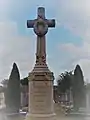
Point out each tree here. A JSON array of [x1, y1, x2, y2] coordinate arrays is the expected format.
[[21, 77, 28, 86], [5, 63, 21, 113], [72, 64, 85, 110], [57, 71, 73, 94]]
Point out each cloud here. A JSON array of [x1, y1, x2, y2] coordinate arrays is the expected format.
[[1, 0, 90, 83], [59, 42, 90, 81], [54, 0, 90, 37], [53, 0, 90, 82], [0, 21, 35, 80]]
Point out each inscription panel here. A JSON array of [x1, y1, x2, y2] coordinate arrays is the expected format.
[[29, 80, 53, 114]]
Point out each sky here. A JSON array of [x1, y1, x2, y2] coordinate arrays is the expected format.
[[0, 0, 90, 84]]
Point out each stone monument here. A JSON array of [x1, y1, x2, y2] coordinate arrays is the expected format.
[[26, 7, 56, 120]]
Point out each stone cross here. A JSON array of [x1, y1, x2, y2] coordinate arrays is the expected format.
[[27, 7, 55, 65], [26, 7, 56, 120], [27, 7, 55, 33]]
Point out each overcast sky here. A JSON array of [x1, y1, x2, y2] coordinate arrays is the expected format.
[[0, 0, 90, 84]]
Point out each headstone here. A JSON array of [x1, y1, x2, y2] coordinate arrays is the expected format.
[[26, 7, 56, 120]]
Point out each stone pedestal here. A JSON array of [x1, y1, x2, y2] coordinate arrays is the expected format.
[[25, 68, 56, 120]]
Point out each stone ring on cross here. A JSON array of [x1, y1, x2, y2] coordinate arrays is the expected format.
[[34, 18, 48, 37]]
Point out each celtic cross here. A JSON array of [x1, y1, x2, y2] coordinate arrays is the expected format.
[[27, 7, 55, 65]]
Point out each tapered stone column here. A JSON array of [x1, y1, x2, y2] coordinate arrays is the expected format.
[[26, 7, 56, 120]]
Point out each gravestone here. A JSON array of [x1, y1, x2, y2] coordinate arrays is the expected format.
[[25, 7, 56, 120]]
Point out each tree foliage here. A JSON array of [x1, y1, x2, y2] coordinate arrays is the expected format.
[[21, 77, 28, 86], [57, 64, 85, 110], [5, 63, 21, 113], [57, 71, 73, 93], [72, 64, 85, 109]]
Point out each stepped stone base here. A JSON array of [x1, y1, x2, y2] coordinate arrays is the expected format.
[[26, 113, 56, 120]]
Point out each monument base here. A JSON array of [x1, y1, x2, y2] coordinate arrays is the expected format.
[[25, 113, 56, 120]]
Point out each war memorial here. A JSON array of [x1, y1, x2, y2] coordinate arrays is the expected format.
[[0, 6, 90, 120]]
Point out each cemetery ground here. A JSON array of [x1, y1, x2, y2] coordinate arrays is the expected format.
[[0, 103, 89, 120]]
